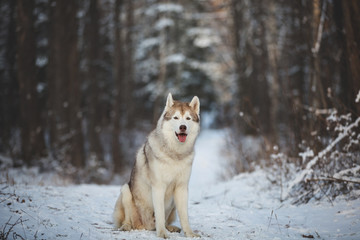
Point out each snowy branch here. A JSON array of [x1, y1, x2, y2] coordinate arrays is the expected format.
[[356, 90, 360, 103], [306, 176, 360, 185], [286, 116, 360, 197]]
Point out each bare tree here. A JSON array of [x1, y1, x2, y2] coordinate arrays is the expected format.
[[310, 0, 327, 110], [341, 0, 360, 115], [85, 0, 104, 163], [153, 7, 168, 124], [16, 0, 45, 164], [265, 0, 280, 143], [0, 0, 18, 156], [124, 0, 135, 128], [112, 0, 124, 173], [47, 0, 84, 168]]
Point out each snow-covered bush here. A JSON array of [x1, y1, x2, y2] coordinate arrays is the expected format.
[[286, 107, 360, 204], [227, 92, 360, 204]]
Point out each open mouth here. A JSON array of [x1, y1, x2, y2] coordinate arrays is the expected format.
[[175, 132, 188, 143]]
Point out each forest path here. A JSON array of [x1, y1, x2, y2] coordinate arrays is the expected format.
[[190, 129, 227, 196]]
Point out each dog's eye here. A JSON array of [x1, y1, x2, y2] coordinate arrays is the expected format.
[[186, 117, 191, 120], [173, 116, 179, 120]]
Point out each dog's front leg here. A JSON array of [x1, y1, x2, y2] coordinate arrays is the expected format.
[[174, 184, 200, 238], [152, 185, 168, 238]]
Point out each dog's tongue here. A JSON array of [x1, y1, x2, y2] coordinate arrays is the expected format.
[[178, 134, 187, 142]]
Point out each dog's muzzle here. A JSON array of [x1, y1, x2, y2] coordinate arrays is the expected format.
[[175, 125, 188, 142]]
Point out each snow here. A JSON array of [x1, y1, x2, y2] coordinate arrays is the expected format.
[[298, 147, 314, 163], [136, 37, 160, 59], [1, 129, 360, 239], [193, 37, 214, 49], [155, 18, 174, 31], [145, 3, 183, 16], [356, 90, 360, 103], [189, 130, 226, 192], [186, 28, 220, 48], [166, 54, 185, 64]]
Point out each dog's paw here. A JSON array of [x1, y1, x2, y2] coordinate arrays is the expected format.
[[119, 223, 132, 231], [166, 225, 181, 233], [157, 229, 169, 239], [185, 231, 201, 238]]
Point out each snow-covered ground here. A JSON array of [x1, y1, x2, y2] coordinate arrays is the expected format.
[[1, 129, 360, 239]]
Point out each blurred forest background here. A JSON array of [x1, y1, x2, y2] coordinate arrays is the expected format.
[[0, 0, 359, 191]]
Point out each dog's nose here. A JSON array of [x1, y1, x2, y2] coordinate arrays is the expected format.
[[180, 125, 187, 132]]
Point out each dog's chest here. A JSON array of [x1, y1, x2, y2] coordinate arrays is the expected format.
[[153, 156, 192, 184]]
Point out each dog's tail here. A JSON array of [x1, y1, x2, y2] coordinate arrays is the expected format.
[[113, 186, 125, 228]]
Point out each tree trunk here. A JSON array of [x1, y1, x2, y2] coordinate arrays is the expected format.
[[256, 1, 272, 140], [47, 0, 84, 168], [86, 0, 104, 163], [230, 0, 253, 136], [125, 0, 135, 128], [0, 0, 18, 155], [287, 1, 310, 155], [153, 27, 167, 124], [230, 0, 242, 133], [112, 0, 124, 173], [16, 0, 45, 165], [310, 0, 327, 109], [341, 0, 360, 114], [265, 0, 279, 143]]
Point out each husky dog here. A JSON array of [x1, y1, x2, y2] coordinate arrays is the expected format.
[[113, 93, 201, 238]]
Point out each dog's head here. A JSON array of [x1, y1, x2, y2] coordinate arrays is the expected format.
[[159, 93, 200, 144]]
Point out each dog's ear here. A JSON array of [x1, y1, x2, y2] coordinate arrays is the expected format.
[[166, 93, 174, 108], [189, 96, 200, 115]]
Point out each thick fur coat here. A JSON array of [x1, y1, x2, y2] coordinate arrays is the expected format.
[[113, 93, 201, 238]]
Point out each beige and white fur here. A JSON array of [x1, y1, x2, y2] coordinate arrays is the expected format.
[[113, 93, 201, 238]]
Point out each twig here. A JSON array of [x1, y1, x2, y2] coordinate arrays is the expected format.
[[316, 179, 334, 206], [267, 210, 273, 231], [0, 191, 17, 203], [4, 217, 14, 240], [13, 232, 26, 240], [20, 215, 27, 240], [1, 216, 27, 240], [306, 177, 360, 184], [20, 209, 37, 221], [302, 234, 314, 239], [275, 213, 282, 234], [1, 217, 11, 239]]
